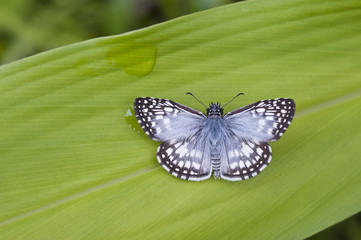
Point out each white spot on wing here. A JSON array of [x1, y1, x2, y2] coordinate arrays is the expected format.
[[193, 162, 200, 169], [230, 162, 238, 169], [166, 148, 172, 155], [184, 161, 191, 169], [234, 149, 240, 157], [256, 108, 265, 113], [239, 161, 245, 168], [241, 145, 253, 158], [256, 147, 263, 155], [259, 164, 267, 171], [176, 145, 188, 158]]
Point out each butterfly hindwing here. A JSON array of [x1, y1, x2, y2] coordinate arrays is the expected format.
[[134, 97, 206, 141], [224, 98, 295, 142], [156, 137, 212, 181], [220, 136, 272, 181]]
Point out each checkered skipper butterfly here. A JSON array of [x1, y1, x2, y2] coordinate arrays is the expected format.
[[134, 93, 295, 181]]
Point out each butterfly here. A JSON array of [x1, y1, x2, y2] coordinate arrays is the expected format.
[[134, 93, 295, 181]]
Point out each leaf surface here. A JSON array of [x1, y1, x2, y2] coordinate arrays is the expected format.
[[0, 0, 360, 239]]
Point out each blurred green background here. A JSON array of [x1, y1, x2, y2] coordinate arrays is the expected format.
[[0, 0, 359, 239], [0, 0, 239, 65]]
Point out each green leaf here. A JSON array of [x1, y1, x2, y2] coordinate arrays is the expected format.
[[1, 0, 360, 239]]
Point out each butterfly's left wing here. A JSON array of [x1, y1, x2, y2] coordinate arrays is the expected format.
[[134, 97, 206, 141], [224, 98, 295, 142], [220, 98, 295, 181], [220, 136, 272, 181]]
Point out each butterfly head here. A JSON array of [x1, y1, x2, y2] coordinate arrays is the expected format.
[[207, 102, 223, 117]]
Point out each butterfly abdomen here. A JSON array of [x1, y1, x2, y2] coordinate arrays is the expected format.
[[211, 153, 221, 179]]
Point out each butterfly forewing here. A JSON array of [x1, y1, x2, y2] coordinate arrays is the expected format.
[[156, 137, 212, 181], [134, 97, 206, 141], [224, 98, 295, 142]]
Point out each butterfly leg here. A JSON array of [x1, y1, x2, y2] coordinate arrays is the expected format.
[[211, 153, 221, 179]]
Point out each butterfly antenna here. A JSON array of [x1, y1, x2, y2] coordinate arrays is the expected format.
[[186, 92, 208, 108], [221, 93, 244, 108]]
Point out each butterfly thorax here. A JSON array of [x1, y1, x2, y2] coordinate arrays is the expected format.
[[207, 102, 224, 118], [204, 103, 226, 150]]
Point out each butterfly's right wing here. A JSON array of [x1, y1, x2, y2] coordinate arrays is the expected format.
[[156, 134, 212, 181], [134, 97, 206, 141]]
